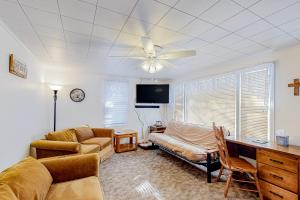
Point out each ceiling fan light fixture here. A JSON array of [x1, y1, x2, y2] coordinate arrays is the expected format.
[[142, 59, 164, 73]]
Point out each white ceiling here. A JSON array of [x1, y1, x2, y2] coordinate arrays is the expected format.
[[1, 0, 300, 78]]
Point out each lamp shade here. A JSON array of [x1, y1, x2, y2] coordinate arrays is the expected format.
[[48, 84, 62, 91]]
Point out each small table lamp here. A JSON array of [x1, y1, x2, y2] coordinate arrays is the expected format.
[[49, 85, 62, 131]]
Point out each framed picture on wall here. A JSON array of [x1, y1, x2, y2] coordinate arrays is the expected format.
[[9, 54, 27, 79]]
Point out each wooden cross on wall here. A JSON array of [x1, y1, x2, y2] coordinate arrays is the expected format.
[[288, 79, 300, 96]]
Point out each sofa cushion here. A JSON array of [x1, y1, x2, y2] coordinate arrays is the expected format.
[[81, 137, 112, 150], [46, 176, 104, 200], [80, 144, 100, 154], [0, 157, 53, 200], [0, 184, 18, 200], [75, 127, 95, 142], [46, 129, 78, 142]]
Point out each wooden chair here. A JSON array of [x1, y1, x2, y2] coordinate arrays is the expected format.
[[213, 125, 263, 199]]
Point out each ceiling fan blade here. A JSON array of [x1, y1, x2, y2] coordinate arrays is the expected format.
[[158, 50, 196, 60], [109, 55, 146, 60], [141, 37, 156, 57]]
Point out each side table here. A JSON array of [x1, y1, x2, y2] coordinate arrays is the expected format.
[[114, 130, 138, 153]]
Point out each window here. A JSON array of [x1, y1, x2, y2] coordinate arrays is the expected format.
[[185, 73, 237, 132], [104, 80, 129, 127], [173, 63, 274, 141], [240, 64, 273, 141], [173, 82, 185, 122]]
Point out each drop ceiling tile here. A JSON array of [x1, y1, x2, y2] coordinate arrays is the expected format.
[[236, 20, 272, 38], [232, 0, 260, 8], [62, 16, 93, 35], [219, 10, 260, 32], [237, 43, 267, 54], [67, 42, 89, 56], [115, 32, 141, 47], [260, 33, 298, 49], [179, 19, 214, 37], [40, 35, 66, 48], [149, 26, 186, 46], [250, 28, 285, 43], [158, 9, 195, 31], [215, 33, 243, 47], [156, 0, 178, 7], [92, 25, 119, 42], [23, 6, 62, 29], [58, 0, 96, 23], [228, 39, 258, 51], [290, 29, 300, 40], [198, 43, 233, 57], [249, 0, 299, 18], [0, 0, 26, 20], [279, 18, 300, 33], [89, 37, 112, 51], [99, 0, 137, 15], [122, 18, 154, 36], [198, 26, 230, 42], [64, 31, 90, 44], [35, 25, 65, 40], [199, 0, 243, 25], [175, 0, 219, 17], [181, 38, 209, 50], [109, 45, 134, 56], [265, 3, 300, 26], [1, 17, 33, 33], [19, 0, 59, 13], [131, 0, 170, 24], [95, 8, 127, 30]]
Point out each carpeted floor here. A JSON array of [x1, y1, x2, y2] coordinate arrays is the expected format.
[[100, 148, 258, 200]]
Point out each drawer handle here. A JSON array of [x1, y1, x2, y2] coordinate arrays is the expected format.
[[270, 191, 283, 199], [270, 173, 284, 180], [270, 158, 284, 165]]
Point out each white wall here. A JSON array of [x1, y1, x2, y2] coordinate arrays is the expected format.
[[0, 21, 50, 171], [44, 69, 170, 141], [176, 44, 300, 145]]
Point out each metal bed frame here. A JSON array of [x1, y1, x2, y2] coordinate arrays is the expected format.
[[152, 142, 221, 183]]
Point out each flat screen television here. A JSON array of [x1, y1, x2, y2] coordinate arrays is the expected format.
[[136, 84, 169, 104]]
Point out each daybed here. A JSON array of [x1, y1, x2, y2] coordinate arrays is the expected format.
[[149, 121, 220, 183]]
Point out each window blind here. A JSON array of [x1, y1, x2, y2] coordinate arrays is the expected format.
[[104, 80, 129, 127], [185, 73, 237, 132], [240, 64, 273, 141], [173, 82, 185, 122]]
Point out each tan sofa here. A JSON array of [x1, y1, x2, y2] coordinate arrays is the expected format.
[[31, 127, 114, 161], [0, 153, 104, 200], [149, 121, 220, 183]]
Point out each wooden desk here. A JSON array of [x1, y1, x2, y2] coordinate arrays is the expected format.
[[226, 136, 300, 200]]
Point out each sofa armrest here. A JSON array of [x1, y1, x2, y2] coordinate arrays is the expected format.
[[31, 140, 80, 152], [92, 128, 114, 138], [40, 153, 99, 183]]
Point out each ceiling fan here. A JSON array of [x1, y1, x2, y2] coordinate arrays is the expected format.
[[110, 37, 196, 73]]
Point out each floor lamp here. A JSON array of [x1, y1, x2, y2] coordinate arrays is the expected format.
[[49, 85, 62, 131]]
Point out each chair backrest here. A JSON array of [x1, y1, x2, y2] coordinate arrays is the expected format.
[[213, 124, 231, 169]]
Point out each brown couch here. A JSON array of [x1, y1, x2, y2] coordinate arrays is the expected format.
[[0, 153, 104, 200], [31, 127, 114, 161]]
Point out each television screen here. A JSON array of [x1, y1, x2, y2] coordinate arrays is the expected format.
[[136, 84, 169, 104]]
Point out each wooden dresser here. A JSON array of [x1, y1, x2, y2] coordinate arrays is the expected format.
[[226, 136, 300, 200]]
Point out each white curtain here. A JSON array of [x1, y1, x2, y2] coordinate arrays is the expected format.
[[104, 80, 129, 127]]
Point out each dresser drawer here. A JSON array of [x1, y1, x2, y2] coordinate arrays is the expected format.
[[260, 180, 298, 200], [258, 163, 298, 193], [257, 149, 298, 173]]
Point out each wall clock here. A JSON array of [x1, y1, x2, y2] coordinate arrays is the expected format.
[[70, 88, 85, 102]]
